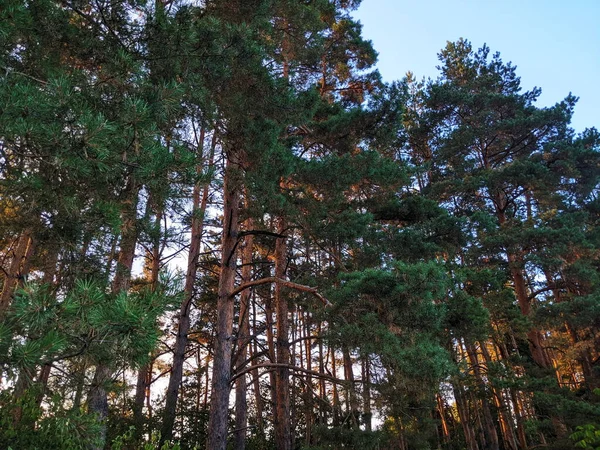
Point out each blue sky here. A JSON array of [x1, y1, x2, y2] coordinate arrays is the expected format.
[[353, 0, 599, 132]]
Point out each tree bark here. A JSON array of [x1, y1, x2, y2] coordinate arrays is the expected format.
[[233, 217, 253, 450], [342, 346, 359, 428], [88, 174, 139, 450], [162, 129, 215, 443], [362, 355, 372, 432], [135, 201, 163, 438], [465, 342, 499, 450], [251, 298, 265, 438], [206, 153, 242, 450], [274, 217, 291, 450], [0, 230, 35, 313]]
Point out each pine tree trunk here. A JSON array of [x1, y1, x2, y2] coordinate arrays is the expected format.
[[343, 346, 359, 428], [480, 344, 519, 450], [274, 217, 291, 450], [162, 130, 214, 443], [454, 380, 480, 450], [134, 363, 151, 436], [135, 204, 162, 438], [496, 206, 550, 369], [0, 230, 35, 312], [89, 175, 139, 450], [206, 154, 242, 450], [251, 299, 265, 438], [318, 321, 327, 425], [465, 343, 499, 450], [265, 288, 278, 425], [507, 252, 551, 368], [436, 393, 450, 445], [233, 217, 253, 450], [362, 355, 372, 432], [87, 364, 112, 449], [331, 346, 340, 426]]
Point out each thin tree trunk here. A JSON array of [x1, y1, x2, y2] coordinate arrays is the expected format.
[[304, 309, 314, 443], [233, 217, 254, 450], [437, 393, 450, 445], [134, 203, 163, 437], [274, 217, 291, 450], [88, 175, 139, 450], [342, 346, 359, 428], [453, 380, 479, 450], [206, 153, 242, 450], [480, 344, 519, 450], [318, 321, 326, 425], [251, 297, 265, 438], [331, 346, 340, 426], [465, 343, 499, 450], [496, 207, 550, 369], [362, 355, 372, 432], [162, 129, 215, 443], [265, 287, 278, 427]]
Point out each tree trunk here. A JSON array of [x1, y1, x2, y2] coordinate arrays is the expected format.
[[318, 321, 326, 425], [88, 175, 139, 450], [342, 346, 359, 428], [233, 217, 253, 450], [135, 202, 163, 438], [480, 344, 519, 450], [0, 230, 35, 312], [162, 129, 215, 443], [304, 309, 315, 443], [206, 153, 242, 450], [436, 393, 450, 445], [251, 299, 265, 438], [465, 343, 499, 450], [274, 217, 291, 450], [362, 355, 372, 432], [453, 379, 480, 450], [87, 364, 112, 449], [331, 346, 340, 426]]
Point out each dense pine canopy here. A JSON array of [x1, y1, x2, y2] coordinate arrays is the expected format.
[[1, 2, 599, 449]]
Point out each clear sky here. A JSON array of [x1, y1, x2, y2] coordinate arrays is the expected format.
[[353, 0, 599, 132]]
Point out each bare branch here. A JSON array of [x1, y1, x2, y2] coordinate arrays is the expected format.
[[230, 277, 331, 307], [230, 362, 356, 385]]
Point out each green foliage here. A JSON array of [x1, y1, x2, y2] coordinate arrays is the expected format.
[[0, 392, 102, 450], [1, 277, 180, 377], [111, 426, 185, 450], [305, 426, 390, 449], [571, 424, 600, 450]]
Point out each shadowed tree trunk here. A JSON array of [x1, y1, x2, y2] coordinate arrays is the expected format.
[[206, 152, 242, 450], [0, 230, 35, 313], [234, 216, 254, 450], [162, 129, 215, 443], [274, 217, 291, 450], [134, 199, 163, 437], [88, 174, 140, 450]]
